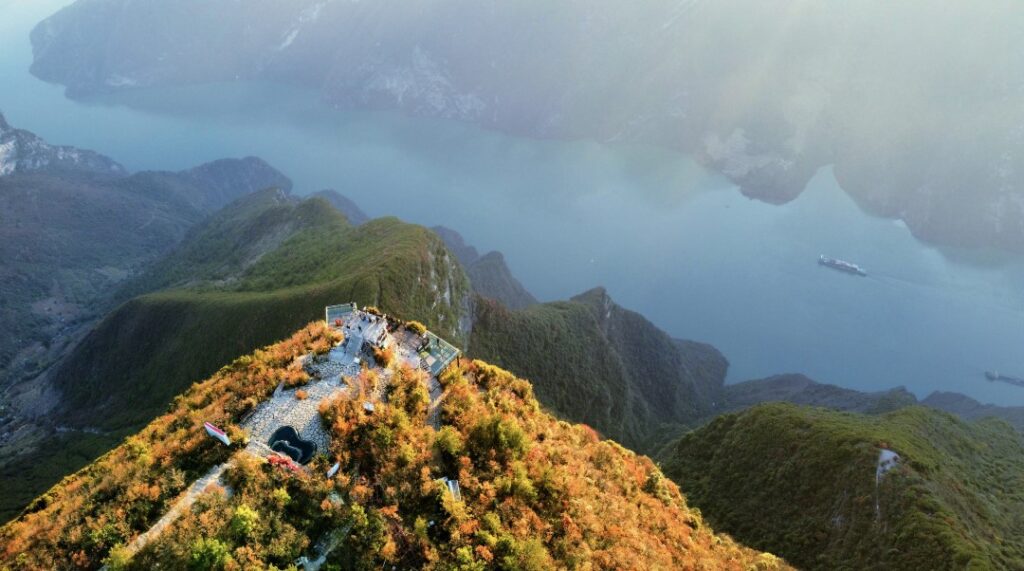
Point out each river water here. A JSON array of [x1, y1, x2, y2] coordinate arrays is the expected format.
[[3, 0, 1023, 406]]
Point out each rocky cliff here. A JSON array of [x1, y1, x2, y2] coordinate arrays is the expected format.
[[0, 111, 124, 176], [433, 225, 538, 310]]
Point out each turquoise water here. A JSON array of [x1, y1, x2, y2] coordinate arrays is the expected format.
[[2, 0, 1024, 405]]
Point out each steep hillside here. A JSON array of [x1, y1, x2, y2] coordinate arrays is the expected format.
[[464, 252, 538, 310], [0, 321, 787, 570], [0, 113, 290, 385], [923, 392, 1024, 433], [708, 374, 1024, 434], [116, 188, 324, 296], [53, 196, 469, 431], [714, 374, 919, 418], [29, 1, 1024, 252], [0, 193, 469, 523], [660, 403, 1024, 570], [469, 289, 725, 452]]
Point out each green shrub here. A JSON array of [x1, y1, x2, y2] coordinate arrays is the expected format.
[[230, 504, 260, 539], [469, 415, 529, 463], [189, 537, 230, 570]]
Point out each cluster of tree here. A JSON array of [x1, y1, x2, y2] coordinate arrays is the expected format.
[[659, 403, 1024, 570], [372, 346, 396, 368], [0, 322, 339, 569], [312, 359, 783, 569], [127, 452, 344, 569], [1, 317, 785, 569]]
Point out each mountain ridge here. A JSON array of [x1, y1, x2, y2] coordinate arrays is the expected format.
[[0, 115, 291, 388], [0, 318, 790, 570]]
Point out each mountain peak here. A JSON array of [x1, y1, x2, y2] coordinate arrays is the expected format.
[[570, 286, 614, 319], [572, 285, 611, 302]]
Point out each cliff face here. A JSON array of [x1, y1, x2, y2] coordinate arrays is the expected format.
[[433, 225, 538, 310], [28, 0, 1024, 253]]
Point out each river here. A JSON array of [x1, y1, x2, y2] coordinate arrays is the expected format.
[[3, 0, 1023, 406]]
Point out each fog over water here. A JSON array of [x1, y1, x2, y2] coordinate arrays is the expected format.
[[3, 0, 1024, 405]]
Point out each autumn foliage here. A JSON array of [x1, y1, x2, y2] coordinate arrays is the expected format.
[[0, 322, 339, 569], [0, 321, 785, 570]]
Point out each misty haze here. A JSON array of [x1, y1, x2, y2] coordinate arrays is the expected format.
[[1, 1, 1023, 569]]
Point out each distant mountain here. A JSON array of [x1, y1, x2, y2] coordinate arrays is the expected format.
[[469, 288, 725, 452], [433, 225, 537, 310], [310, 188, 370, 225], [714, 374, 919, 417], [923, 391, 1024, 433], [0, 114, 290, 387], [0, 319, 786, 569], [0, 111, 124, 176], [431, 225, 480, 267], [28, 1, 1024, 252], [660, 403, 1024, 570], [705, 374, 1024, 435]]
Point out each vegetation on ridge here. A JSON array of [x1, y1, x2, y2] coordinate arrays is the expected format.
[[53, 193, 469, 431], [659, 403, 1024, 570], [1, 322, 787, 570], [0, 193, 469, 524], [468, 291, 724, 453]]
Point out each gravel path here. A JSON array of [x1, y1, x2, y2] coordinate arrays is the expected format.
[[242, 371, 349, 455]]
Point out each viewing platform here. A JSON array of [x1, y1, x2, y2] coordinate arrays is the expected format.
[[239, 304, 461, 464]]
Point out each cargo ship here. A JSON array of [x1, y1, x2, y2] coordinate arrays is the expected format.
[[818, 255, 867, 276]]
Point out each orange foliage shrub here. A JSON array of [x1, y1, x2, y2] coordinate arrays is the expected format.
[[372, 345, 395, 368]]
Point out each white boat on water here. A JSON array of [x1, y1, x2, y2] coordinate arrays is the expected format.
[[818, 255, 867, 276]]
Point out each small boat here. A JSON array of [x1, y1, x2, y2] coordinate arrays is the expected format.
[[818, 255, 867, 276]]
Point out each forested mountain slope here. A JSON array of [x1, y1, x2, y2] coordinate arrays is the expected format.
[[0, 112, 289, 385], [0, 192, 468, 524], [660, 403, 1024, 570], [469, 289, 725, 452]]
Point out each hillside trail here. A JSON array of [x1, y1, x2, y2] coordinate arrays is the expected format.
[[99, 461, 232, 569]]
